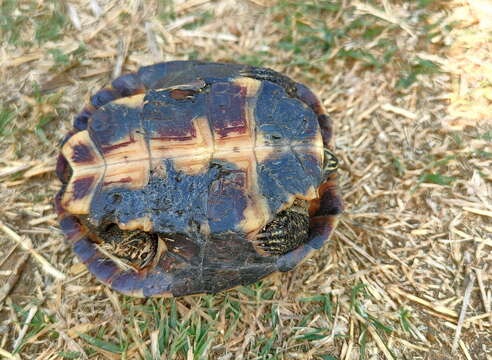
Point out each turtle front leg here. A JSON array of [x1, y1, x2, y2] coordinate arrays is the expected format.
[[255, 200, 310, 256]]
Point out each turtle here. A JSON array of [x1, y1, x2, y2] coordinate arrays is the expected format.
[[55, 60, 342, 297]]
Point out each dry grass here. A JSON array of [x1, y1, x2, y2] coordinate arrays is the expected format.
[[0, 0, 491, 359]]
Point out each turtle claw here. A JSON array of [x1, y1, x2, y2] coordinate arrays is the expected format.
[[323, 149, 339, 178]]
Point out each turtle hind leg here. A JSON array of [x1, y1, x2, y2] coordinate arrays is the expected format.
[[80, 219, 159, 269], [256, 200, 310, 256], [97, 225, 156, 268]]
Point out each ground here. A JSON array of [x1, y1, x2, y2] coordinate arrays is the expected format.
[[0, 0, 491, 359]]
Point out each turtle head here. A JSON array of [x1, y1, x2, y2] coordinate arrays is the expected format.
[[323, 148, 339, 179]]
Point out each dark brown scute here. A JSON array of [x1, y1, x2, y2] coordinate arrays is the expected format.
[[87, 257, 121, 282], [202, 269, 242, 293], [295, 83, 322, 114], [207, 169, 248, 233], [72, 237, 97, 263], [59, 216, 85, 241], [294, 83, 333, 146], [276, 241, 314, 272], [111, 73, 144, 97], [73, 107, 94, 130], [55, 154, 71, 184], [255, 80, 319, 144], [137, 61, 192, 89], [316, 177, 343, 216], [318, 114, 333, 147], [257, 151, 319, 214], [54, 190, 65, 215], [208, 82, 247, 138], [165, 235, 201, 263], [88, 109, 112, 133], [241, 66, 298, 97], [88, 103, 141, 147], [137, 61, 247, 90], [308, 215, 335, 249], [90, 88, 120, 109], [72, 176, 96, 200], [200, 233, 277, 294], [88, 166, 216, 235], [71, 143, 95, 163], [110, 270, 145, 295], [141, 270, 177, 297], [143, 88, 202, 141]]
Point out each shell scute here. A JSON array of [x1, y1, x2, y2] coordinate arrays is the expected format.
[[89, 103, 149, 191], [111, 73, 144, 97], [71, 143, 95, 164], [255, 81, 321, 146], [90, 88, 120, 109], [109, 270, 145, 296], [140, 270, 174, 297], [207, 169, 249, 233], [73, 107, 93, 130], [293, 150, 324, 189], [72, 176, 97, 200], [143, 89, 203, 141], [88, 103, 143, 148], [59, 216, 85, 241], [72, 237, 98, 263], [208, 82, 247, 138], [87, 257, 121, 282], [56, 154, 71, 184]]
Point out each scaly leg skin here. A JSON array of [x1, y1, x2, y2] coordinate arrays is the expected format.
[[256, 200, 310, 256], [97, 224, 158, 269]]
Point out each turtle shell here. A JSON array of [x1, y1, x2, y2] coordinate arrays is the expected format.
[[56, 61, 342, 297]]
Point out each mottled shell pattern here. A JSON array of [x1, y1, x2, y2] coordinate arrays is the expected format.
[[55, 61, 342, 297]]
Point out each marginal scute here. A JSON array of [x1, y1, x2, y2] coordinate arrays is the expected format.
[[56, 154, 71, 184], [90, 102, 150, 191], [87, 257, 121, 282], [109, 270, 146, 297], [61, 131, 104, 214], [315, 176, 343, 216], [91, 88, 120, 109], [73, 107, 93, 130], [59, 216, 86, 242], [111, 73, 144, 97], [73, 236, 98, 263]]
